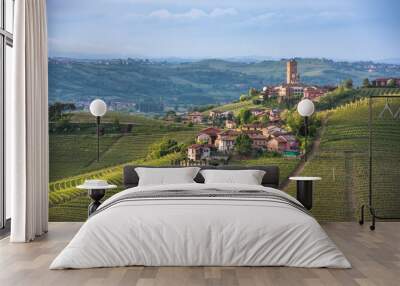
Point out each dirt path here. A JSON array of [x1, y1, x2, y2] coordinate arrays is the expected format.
[[280, 116, 328, 190]]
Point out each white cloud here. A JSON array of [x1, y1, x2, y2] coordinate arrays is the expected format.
[[209, 8, 238, 17], [148, 8, 238, 20]]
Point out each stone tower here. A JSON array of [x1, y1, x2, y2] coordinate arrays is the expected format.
[[286, 59, 299, 84]]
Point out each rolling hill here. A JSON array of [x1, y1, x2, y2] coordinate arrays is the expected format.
[[49, 57, 400, 108]]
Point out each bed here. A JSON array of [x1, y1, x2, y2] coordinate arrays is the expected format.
[[50, 165, 351, 269]]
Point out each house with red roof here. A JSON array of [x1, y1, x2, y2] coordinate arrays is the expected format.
[[187, 144, 211, 161], [267, 134, 299, 153], [196, 127, 221, 145]]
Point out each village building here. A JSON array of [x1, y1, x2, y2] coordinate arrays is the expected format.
[[248, 133, 269, 150], [267, 134, 299, 153], [269, 109, 281, 122], [196, 127, 221, 145], [262, 125, 287, 138], [209, 110, 233, 120], [249, 108, 266, 117], [209, 110, 222, 119], [303, 86, 330, 101], [186, 112, 203, 124], [241, 123, 265, 132], [260, 86, 278, 100], [371, 78, 400, 87], [187, 144, 211, 161], [215, 130, 240, 152], [225, 120, 237, 129], [287, 59, 300, 84]]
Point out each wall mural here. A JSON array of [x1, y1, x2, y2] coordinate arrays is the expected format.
[[47, 0, 400, 222]]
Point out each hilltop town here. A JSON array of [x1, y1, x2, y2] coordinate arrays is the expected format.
[[181, 60, 400, 163], [184, 59, 317, 163]]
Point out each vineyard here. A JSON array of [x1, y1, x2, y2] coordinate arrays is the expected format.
[[203, 100, 258, 116], [285, 91, 400, 222], [50, 129, 200, 181]]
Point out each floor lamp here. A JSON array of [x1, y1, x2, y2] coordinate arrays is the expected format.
[[297, 99, 315, 162], [90, 99, 107, 161]]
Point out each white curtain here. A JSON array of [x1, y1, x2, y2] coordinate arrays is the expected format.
[[8, 0, 49, 242]]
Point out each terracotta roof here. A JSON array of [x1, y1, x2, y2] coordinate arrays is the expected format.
[[199, 127, 221, 136], [276, 135, 297, 143], [188, 144, 203, 149], [248, 134, 268, 140], [219, 129, 240, 136]]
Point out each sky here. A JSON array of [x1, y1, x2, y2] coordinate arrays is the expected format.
[[47, 0, 400, 61]]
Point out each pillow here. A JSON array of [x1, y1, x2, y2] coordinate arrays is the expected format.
[[200, 169, 266, 185], [135, 167, 201, 186]]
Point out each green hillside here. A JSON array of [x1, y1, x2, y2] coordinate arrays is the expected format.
[[285, 94, 400, 222], [50, 111, 201, 180]]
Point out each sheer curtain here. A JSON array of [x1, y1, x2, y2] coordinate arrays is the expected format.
[[8, 0, 49, 242]]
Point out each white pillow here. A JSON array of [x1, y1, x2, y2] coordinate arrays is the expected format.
[[135, 167, 200, 186], [200, 169, 266, 185]]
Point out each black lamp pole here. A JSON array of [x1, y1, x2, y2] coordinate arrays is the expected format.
[[96, 116, 100, 162], [304, 116, 308, 162]]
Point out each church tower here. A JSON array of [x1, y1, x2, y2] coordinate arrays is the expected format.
[[286, 59, 299, 84]]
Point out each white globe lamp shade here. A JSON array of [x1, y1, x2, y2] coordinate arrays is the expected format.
[[262, 86, 268, 92], [297, 99, 315, 117], [90, 99, 107, 117]]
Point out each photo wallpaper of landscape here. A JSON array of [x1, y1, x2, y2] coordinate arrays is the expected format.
[[47, 0, 400, 222]]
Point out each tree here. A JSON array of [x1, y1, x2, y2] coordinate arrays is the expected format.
[[248, 88, 258, 97], [240, 94, 249, 102], [362, 78, 370, 88], [235, 134, 253, 155], [260, 114, 270, 125], [48, 102, 76, 122], [387, 79, 396, 87], [343, 79, 353, 89], [147, 138, 181, 159], [237, 109, 253, 125], [112, 117, 121, 132]]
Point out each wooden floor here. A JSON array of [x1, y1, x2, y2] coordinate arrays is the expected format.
[[0, 222, 399, 286]]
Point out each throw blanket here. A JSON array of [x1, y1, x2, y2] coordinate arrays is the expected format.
[[92, 189, 311, 217]]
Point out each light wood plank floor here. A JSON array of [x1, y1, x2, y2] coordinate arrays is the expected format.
[[0, 222, 399, 286]]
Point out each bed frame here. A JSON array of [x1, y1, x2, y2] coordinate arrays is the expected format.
[[123, 165, 280, 189]]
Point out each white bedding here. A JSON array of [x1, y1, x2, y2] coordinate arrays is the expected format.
[[50, 183, 351, 269]]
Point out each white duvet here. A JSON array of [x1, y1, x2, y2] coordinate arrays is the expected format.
[[50, 183, 351, 269]]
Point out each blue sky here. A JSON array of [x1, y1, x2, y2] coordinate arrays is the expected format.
[[47, 0, 400, 61]]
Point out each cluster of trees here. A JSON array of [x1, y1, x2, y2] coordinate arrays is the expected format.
[[49, 102, 77, 133], [284, 110, 321, 138], [341, 79, 353, 89], [146, 138, 186, 160], [317, 86, 360, 110], [283, 110, 321, 153], [234, 134, 253, 156], [363, 78, 397, 88], [49, 102, 76, 122], [240, 88, 260, 102], [235, 108, 269, 127]]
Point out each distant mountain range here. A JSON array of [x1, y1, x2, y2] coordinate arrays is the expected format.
[[49, 57, 400, 108]]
